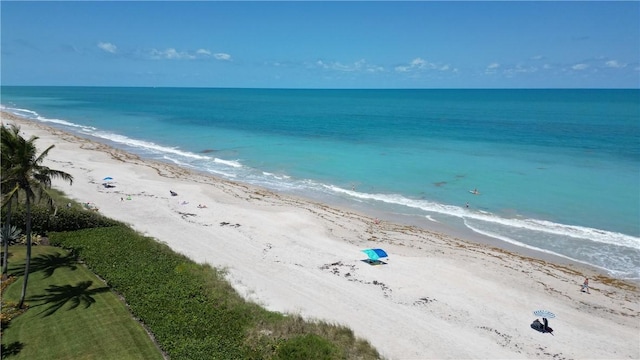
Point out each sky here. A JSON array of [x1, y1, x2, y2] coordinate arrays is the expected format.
[[1, 1, 639, 89]]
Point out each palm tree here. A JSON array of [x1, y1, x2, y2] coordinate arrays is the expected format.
[[1, 124, 22, 279], [1, 124, 73, 308]]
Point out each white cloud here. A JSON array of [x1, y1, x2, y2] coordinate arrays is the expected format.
[[315, 59, 383, 73], [97, 42, 117, 53], [214, 53, 232, 61], [572, 63, 589, 70], [354, 59, 383, 72], [395, 57, 453, 73], [484, 62, 500, 75], [504, 65, 538, 77], [410, 58, 427, 69], [605, 60, 626, 68], [485, 63, 539, 77], [147, 48, 230, 61], [151, 48, 192, 60], [332, 62, 352, 71]]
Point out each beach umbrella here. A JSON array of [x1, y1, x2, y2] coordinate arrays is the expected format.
[[103, 176, 114, 181], [533, 310, 556, 319], [361, 248, 388, 261]]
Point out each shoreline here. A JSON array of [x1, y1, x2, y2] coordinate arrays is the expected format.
[[3, 112, 639, 359], [231, 165, 618, 282]]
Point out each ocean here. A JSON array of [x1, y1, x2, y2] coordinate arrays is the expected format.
[[1, 86, 639, 280]]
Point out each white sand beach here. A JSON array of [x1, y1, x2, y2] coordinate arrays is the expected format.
[[3, 112, 639, 359]]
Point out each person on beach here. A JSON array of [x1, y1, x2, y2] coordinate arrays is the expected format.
[[542, 318, 554, 334], [532, 319, 543, 330], [581, 278, 590, 293]]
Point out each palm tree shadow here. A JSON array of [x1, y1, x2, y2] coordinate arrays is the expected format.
[[11, 252, 78, 278], [27, 281, 110, 317], [1, 341, 24, 358]]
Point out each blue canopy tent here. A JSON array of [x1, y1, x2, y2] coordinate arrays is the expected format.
[[361, 248, 388, 265], [102, 176, 116, 188]]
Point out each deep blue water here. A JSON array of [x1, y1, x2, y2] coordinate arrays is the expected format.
[[2, 86, 639, 279]]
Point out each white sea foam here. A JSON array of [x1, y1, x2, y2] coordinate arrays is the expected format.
[[89, 131, 210, 160], [204, 168, 238, 178], [330, 184, 640, 278], [162, 156, 197, 168], [424, 215, 439, 223], [2, 106, 41, 119], [4, 105, 246, 180], [324, 184, 640, 251], [2, 107, 213, 163], [38, 116, 95, 131], [263, 172, 291, 180], [2, 106, 97, 132], [154, 155, 239, 179], [214, 158, 242, 168], [462, 221, 618, 273]]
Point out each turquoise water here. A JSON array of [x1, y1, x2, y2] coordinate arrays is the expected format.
[[2, 87, 639, 279]]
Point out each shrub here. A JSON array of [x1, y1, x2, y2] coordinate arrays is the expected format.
[[9, 205, 121, 234], [1, 299, 28, 336], [274, 334, 341, 360]]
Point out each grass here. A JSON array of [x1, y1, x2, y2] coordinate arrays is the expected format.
[[1, 246, 164, 360]]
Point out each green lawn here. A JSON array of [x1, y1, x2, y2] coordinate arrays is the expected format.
[[1, 245, 164, 360]]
